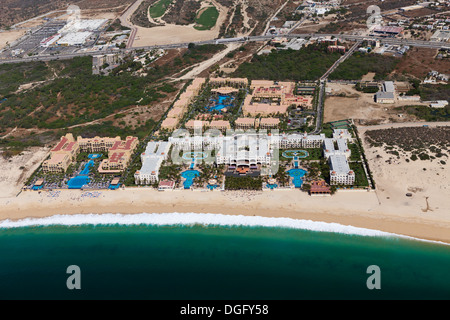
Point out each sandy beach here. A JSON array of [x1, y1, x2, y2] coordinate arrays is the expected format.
[[0, 183, 449, 243], [0, 123, 449, 244]]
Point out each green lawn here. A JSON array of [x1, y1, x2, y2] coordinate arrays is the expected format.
[[349, 162, 369, 187], [279, 148, 323, 161], [194, 6, 219, 30], [149, 0, 173, 19]]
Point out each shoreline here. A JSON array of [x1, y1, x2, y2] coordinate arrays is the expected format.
[[1, 188, 450, 244], [1, 211, 449, 247]]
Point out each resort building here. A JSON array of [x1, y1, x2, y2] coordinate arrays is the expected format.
[[329, 154, 355, 185], [135, 141, 172, 185], [158, 180, 175, 190], [276, 133, 326, 149], [209, 77, 248, 88], [215, 135, 272, 166], [167, 107, 185, 119], [77, 136, 121, 153], [98, 136, 139, 173], [188, 78, 206, 94], [42, 133, 80, 173], [196, 114, 224, 121], [309, 180, 331, 196], [161, 117, 179, 130], [259, 118, 280, 129], [243, 80, 312, 116], [209, 120, 231, 131], [161, 78, 207, 131], [42, 153, 73, 173], [185, 120, 209, 130], [235, 117, 258, 129], [323, 138, 351, 159]]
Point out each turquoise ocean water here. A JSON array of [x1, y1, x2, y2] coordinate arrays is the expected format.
[[1, 214, 450, 300]]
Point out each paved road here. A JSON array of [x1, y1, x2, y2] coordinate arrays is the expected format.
[[2, 32, 449, 64], [321, 40, 361, 81], [119, 0, 144, 48]]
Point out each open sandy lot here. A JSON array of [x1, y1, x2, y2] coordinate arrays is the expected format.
[[324, 83, 428, 125], [0, 29, 26, 50], [0, 147, 49, 198], [359, 124, 450, 219]]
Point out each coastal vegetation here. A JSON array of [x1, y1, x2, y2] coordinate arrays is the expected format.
[[0, 44, 225, 149], [233, 44, 341, 81], [328, 52, 399, 81], [394, 105, 450, 122], [365, 127, 449, 164], [225, 176, 262, 190]]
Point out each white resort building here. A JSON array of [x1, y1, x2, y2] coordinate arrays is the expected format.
[[329, 155, 355, 185], [134, 141, 171, 185], [215, 135, 272, 166]]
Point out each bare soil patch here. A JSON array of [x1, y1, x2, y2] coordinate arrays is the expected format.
[[392, 47, 450, 79], [324, 83, 426, 125]]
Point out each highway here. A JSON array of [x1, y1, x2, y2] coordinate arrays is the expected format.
[[1, 33, 449, 65]]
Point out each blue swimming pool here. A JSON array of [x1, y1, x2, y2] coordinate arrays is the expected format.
[[207, 184, 217, 190], [182, 170, 200, 189], [108, 183, 121, 190], [207, 95, 235, 112], [67, 160, 94, 189], [287, 168, 307, 188], [88, 154, 102, 159]]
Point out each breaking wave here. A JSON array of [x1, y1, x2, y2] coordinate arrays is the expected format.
[[0, 212, 400, 237]]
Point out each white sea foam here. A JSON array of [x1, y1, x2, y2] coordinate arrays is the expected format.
[[0, 212, 395, 236], [0, 212, 448, 245]]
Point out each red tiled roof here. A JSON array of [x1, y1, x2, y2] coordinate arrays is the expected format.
[[51, 136, 68, 152], [109, 152, 125, 163]]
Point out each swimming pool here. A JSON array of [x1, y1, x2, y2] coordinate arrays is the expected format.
[[88, 154, 102, 159], [67, 160, 94, 189], [207, 94, 235, 112], [182, 170, 200, 189], [287, 168, 307, 188]]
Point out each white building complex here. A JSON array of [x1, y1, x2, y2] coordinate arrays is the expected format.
[[215, 135, 272, 166], [167, 129, 356, 185], [323, 135, 355, 185], [329, 155, 355, 185], [134, 141, 171, 185]]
